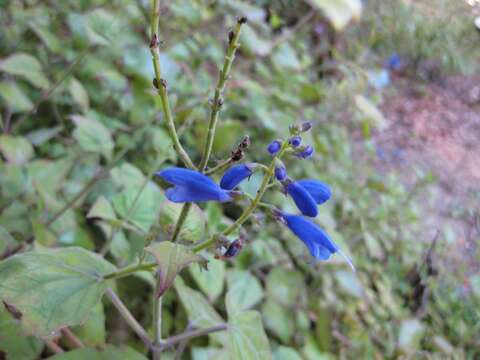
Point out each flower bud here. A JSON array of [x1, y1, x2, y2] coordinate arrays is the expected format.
[[300, 121, 312, 132], [267, 140, 282, 155], [274, 165, 287, 181], [288, 136, 302, 148], [295, 145, 314, 159]]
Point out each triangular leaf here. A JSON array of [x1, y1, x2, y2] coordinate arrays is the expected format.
[[0, 53, 50, 89], [146, 242, 206, 296]]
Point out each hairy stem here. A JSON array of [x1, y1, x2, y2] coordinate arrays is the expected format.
[[104, 261, 157, 280], [198, 19, 245, 171], [61, 327, 85, 349], [150, 1, 195, 169], [105, 288, 152, 348], [205, 158, 235, 175]]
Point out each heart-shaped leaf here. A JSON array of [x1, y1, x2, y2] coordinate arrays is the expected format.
[[146, 242, 206, 296], [0, 247, 115, 336]]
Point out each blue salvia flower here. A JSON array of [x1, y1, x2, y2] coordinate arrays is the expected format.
[[156, 167, 231, 203], [267, 140, 282, 155], [220, 163, 255, 190], [280, 213, 355, 270], [289, 136, 302, 148], [286, 181, 318, 217], [274, 165, 287, 181], [296, 179, 331, 205], [295, 145, 314, 159]]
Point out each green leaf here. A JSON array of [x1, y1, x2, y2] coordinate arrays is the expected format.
[[0, 53, 50, 89], [189, 254, 225, 302], [71, 115, 114, 159], [227, 310, 271, 360], [69, 78, 90, 111], [147, 242, 206, 296], [0, 305, 43, 360], [112, 183, 163, 233], [195, 120, 245, 155], [273, 346, 303, 360], [307, 0, 362, 30], [0, 247, 116, 336], [0, 135, 34, 165], [87, 196, 117, 221], [174, 277, 227, 344], [272, 43, 301, 71], [159, 202, 206, 242], [72, 302, 106, 347], [225, 270, 263, 316], [261, 299, 294, 343], [26, 126, 63, 146], [0, 81, 33, 113], [334, 270, 363, 298], [0, 226, 16, 255], [266, 268, 306, 306], [48, 345, 148, 360]]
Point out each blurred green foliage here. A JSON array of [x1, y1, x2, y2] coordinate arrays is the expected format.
[[0, 0, 479, 359]]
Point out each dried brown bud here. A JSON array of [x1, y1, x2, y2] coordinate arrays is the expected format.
[[238, 16, 247, 24], [152, 78, 159, 89], [231, 149, 244, 162], [228, 30, 235, 44], [160, 78, 168, 88], [149, 34, 159, 48], [238, 135, 251, 150], [217, 97, 224, 107]]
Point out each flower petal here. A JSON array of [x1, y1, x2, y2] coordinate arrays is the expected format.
[[296, 179, 332, 205], [282, 213, 337, 257], [157, 167, 231, 203], [287, 182, 318, 217], [220, 164, 254, 190]]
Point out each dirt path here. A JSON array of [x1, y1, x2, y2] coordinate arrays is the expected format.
[[374, 75, 480, 280]]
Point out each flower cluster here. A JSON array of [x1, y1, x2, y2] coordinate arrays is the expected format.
[[156, 122, 353, 270]]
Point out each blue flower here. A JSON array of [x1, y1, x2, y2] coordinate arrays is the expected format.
[[267, 140, 282, 155], [296, 179, 331, 205], [274, 165, 287, 181], [387, 53, 402, 71], [281, 213, 355, 270], [156, 167, 231, 203], [286, 181, 318, 217], [220, 163, 255, 190], [289, 136, 302, 148], [295, 145, 314, 159]]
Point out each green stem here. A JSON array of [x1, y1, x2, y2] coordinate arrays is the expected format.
[[171, 203, 191, 242], [192, 145, 287, 253], [104, 261, 157, 280], [198, 20, 245, 171], [205, 158, 235, 175], [150, 1, 195, 170]]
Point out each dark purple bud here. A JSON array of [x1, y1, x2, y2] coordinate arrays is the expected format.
[[275, 165, 287, 181], [301, 121, 312, 132], [267, 140, 282, 155], [289, 136, 302, 148], [295, 145, 314, 159]]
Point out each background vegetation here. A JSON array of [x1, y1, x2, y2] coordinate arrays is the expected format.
[[0, 0, 479, 359]]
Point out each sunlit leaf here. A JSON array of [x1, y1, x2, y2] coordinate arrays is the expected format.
[[227, 310, 271, 360], [225, 270, 263, 316], [0, 135, 34, 165], [0, 81, 33, 113], [71, 115, 114, 159], [190, 255, 225, 302], [307, 0, 362, 30], [174, 277, 227, 344], [0, 53, 49, 89], [0, 247, 115, 336]]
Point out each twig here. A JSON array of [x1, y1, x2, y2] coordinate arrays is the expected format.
[[61, 327, 85, 349], [105, 288, 152, 348], [205, 158, 235, 175], [153, 324, 227, 352], [150, 0, 195, 170], [198, 17, 246, 171], [44, 339, 64, 354]]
